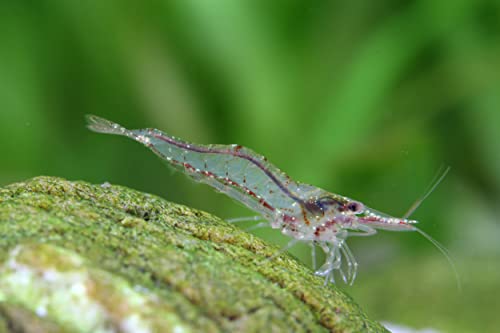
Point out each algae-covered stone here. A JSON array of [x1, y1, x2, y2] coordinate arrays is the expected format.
[[0, 176, 388, 333]]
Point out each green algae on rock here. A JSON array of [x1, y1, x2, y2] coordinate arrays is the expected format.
[[0, 176, 388, 333], [0, 243, 191, 333]]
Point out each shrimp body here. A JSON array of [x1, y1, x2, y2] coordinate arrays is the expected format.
[[87, 115, 445, 286]]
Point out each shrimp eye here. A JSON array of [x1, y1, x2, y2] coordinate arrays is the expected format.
[[347, 201, 363, 213]]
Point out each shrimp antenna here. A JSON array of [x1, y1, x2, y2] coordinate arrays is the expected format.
[[413, 226, 462, 292], [403, 165, 450, 219], [404, 165, 461, 291]]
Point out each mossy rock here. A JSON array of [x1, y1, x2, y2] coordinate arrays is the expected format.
[[0, 176, 387, 333]]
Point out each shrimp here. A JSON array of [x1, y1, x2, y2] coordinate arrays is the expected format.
[[86, 115, 459, 287]]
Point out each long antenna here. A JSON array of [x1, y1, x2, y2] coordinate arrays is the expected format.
[[404, 165, 450, 219], [413, 226, 462, 291], [404, 165, 461, 291]]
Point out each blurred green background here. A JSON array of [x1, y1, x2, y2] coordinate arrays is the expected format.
[[1, 1, 499, 332]]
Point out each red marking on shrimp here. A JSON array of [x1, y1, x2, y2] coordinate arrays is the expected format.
[[300, 206, 311, 226], [314, 226, 325, 237]]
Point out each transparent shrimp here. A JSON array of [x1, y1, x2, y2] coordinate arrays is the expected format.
[[87, 115, 459, 287]]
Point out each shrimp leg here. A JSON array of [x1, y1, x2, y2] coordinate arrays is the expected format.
[[315, 241, 343, 285], [265, 239, 300, 263], [226, 216, 263, 223], [347, 224, 377, 237], [310, 242, 317, 271], [340, 242, 358, 285], [245, 222, 270, 232]]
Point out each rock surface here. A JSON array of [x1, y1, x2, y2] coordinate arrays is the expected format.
[[0, 176, 388, 333]]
